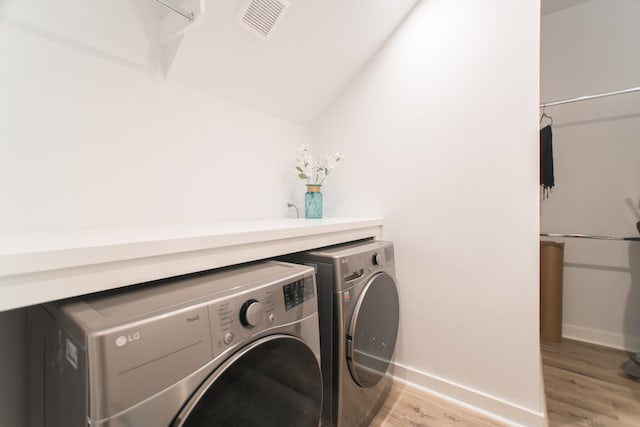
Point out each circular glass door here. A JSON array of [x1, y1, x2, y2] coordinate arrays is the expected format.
[[174, 335, 322, 427], [347, 272, 399, 388]]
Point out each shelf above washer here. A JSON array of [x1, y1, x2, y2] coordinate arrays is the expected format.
[[0, 217, 383, 312]]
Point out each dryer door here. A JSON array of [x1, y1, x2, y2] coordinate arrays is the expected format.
[[347, 272, 400, 388], [173, 335, 322, 427]]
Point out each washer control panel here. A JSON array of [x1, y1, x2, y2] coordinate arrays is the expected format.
[[283, 276, 315, 310], [209, 271, 316, 353]]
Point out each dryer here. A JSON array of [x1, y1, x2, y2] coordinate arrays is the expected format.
[[27, 261, 322, 427], [285, 240, 400, 427]]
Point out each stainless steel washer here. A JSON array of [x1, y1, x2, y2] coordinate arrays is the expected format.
[[285, 240, 400, 427], [27, 261, 322, 427]]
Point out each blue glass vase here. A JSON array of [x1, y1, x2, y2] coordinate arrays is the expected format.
[[305, 185, 323, 219]]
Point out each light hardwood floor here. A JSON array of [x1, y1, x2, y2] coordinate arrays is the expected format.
[[369, 339, 640, 426], [369, 381, 507, 427], [542, 338, 640, 426]]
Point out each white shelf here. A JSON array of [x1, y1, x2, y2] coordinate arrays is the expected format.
[[158, 0, 206, 46], [0, 217, 383, 312]]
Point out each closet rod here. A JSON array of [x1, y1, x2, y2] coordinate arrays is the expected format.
[[540, 233, 640, 242], [154, 0, 194, 21], [539, 86, 640, 108]]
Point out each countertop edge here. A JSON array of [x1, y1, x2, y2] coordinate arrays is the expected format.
[[0, 217, 383, 311]]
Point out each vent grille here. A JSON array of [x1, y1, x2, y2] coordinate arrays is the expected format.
[[236, 0, 290, 40]]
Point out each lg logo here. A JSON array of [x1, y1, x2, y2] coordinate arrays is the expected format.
[[115, 332, 141, 347]]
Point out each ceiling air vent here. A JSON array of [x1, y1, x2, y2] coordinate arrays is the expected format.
[[236, 0, 290, 41]]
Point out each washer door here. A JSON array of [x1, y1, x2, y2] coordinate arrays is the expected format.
[[347, 272, 400, 388], [173, 335, 322, 427]]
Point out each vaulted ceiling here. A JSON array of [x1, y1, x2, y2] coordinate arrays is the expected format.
[[161, 0, 418, 125]]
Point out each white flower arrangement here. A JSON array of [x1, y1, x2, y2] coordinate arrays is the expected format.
[[295, 144, 342, 185]]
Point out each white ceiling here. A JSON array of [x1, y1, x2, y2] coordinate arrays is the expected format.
[[162, 0, 418, 125]]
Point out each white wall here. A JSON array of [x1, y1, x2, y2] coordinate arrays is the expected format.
[[540, 0, 640, 350], [0, 1, 310, 425], [0, 0, 310, 234], [314, 1, 544, 425], [1, 1, 545, 426]]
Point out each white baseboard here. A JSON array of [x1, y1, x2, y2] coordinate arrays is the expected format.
[[562, 324, 640, 352], [391, 362, 546, 427]]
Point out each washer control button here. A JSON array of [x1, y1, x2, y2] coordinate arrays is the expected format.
[[268, 313, 276, 325], [223, 332, 234, 345], [240, 299, 264, 328]]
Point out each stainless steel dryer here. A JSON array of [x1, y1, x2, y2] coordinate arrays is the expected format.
[[27, 261, 322, 427], [285, 240, 400, 427]]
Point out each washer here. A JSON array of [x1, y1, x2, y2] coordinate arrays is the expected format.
[[285, 240, 400, 427], [27, 261, 322, 427]]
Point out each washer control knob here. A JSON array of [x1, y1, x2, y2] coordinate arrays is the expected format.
[[240, 299, 264, 328], [371, 252, 381, 265], [268, 313, 276, 325], [223, 332, 234, 345]]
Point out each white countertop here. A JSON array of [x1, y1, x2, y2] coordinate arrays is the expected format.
[[0, 217, 383, 312]]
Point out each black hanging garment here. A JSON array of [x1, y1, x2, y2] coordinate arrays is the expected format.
[[540, 125, 554, 199]]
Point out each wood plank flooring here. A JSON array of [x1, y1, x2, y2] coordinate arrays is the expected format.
[[369, 339, 640, 426], [542, 338, 640, 426], [369, 381, 507, 426]]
